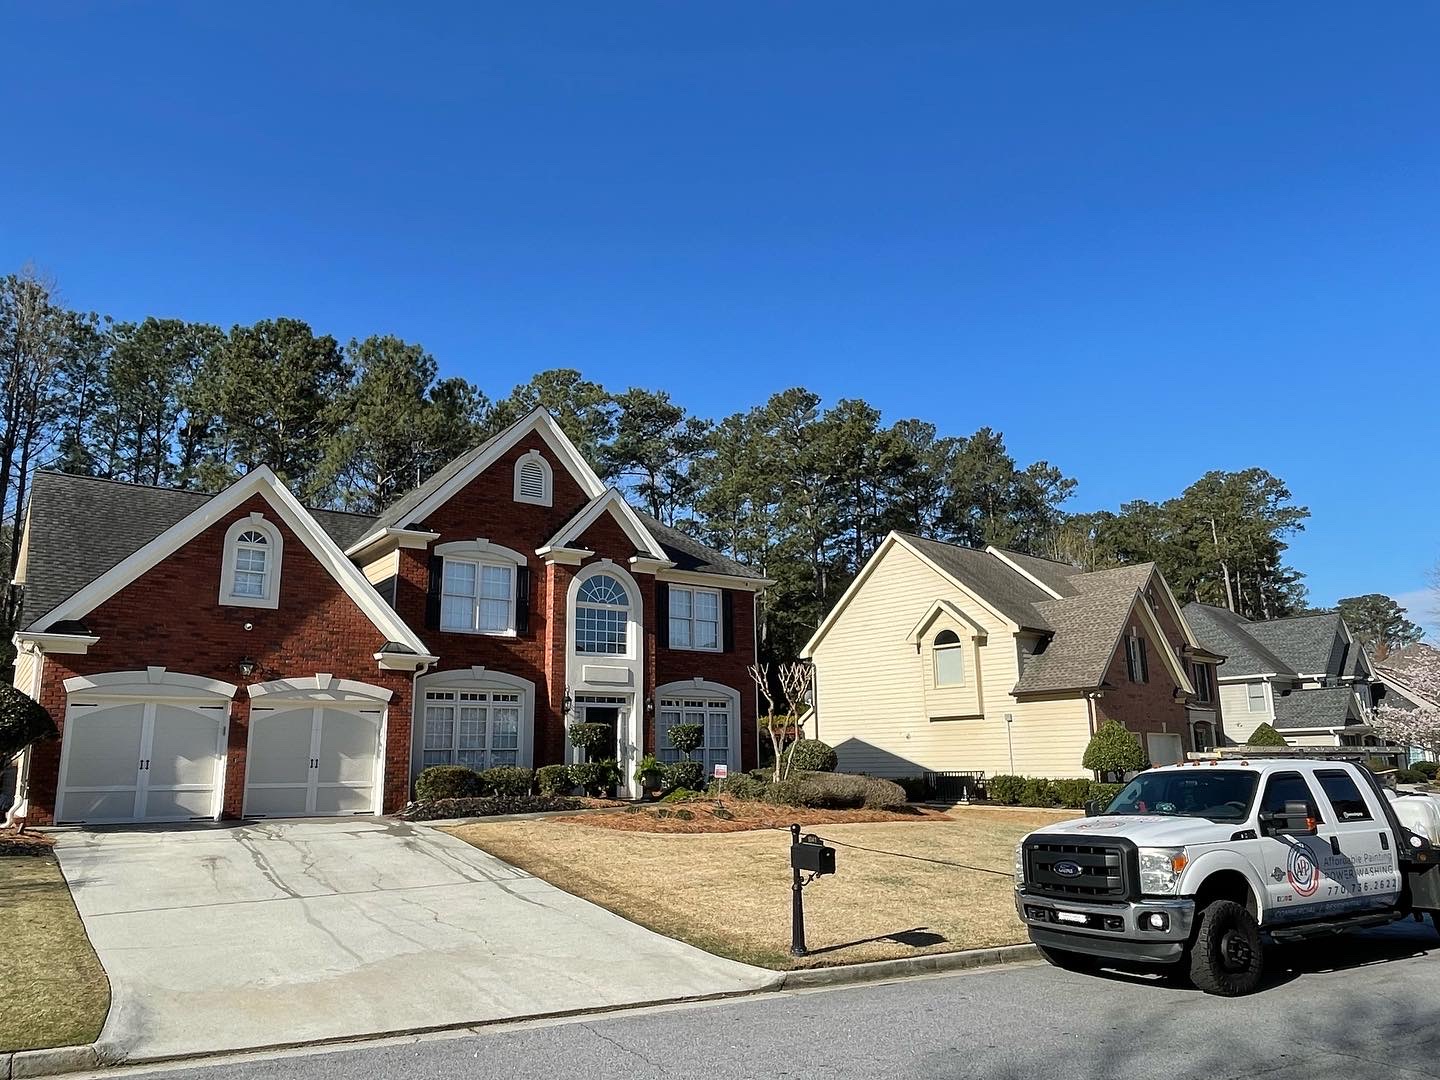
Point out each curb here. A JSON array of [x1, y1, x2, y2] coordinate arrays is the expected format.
[[0, 944, 1039, 1077], [777, 943, 1039, 990]]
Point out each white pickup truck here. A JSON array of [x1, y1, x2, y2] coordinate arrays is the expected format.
[[1014, 755, 1440, 995]]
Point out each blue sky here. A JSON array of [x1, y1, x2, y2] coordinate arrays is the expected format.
[[3, 3, 1437, 629]]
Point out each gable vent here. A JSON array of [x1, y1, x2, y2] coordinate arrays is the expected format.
[[519, 460, 546, 500]]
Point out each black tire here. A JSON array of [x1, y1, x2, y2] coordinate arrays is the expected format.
[[1188, 899, 1264, 996], [1036, 944, 1099, 972]]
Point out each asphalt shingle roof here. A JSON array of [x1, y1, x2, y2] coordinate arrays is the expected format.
[[1272, 685, 1361, 730], [899, 534, 1057, 632], [634, 513, 764, 579], [990, 547, 1083, 598], [1245, 612, 1345, 675], [1015, 578, 1144, 694], [18, 471, 376, 628], [1184, 603, 1296, 677]]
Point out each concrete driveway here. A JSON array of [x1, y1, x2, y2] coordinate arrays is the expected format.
[[53, 819, 776, 1062]]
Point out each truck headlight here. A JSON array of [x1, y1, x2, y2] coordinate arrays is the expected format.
[[1138, 847, 1188, 895], [1014, 842, 1026, 886]]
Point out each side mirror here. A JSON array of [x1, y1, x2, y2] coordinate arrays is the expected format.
[[1083, 797, 1107, 818], [1261, 799, 1317, 837]]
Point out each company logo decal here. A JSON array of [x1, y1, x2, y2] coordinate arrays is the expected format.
[[1053, 861, 1082, 878], [1287, 846, 1320, 897]]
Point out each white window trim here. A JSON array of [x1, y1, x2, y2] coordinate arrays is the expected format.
[[933, 631, 965, 687], [654, 679, 740, 774], [1246, 681, 1269, 713], [667, 584, 723, 653], [513, 450, 553, 507], [572, 563, 637, 659], [219, 513, 283, 609], [434, 540, 527, 637], [411, 667, 535, 778]]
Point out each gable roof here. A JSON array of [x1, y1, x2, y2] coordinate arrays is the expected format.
[[19, 468, 430, 657], [17, 471, 377, 628], [1245, 612, 1345, 675], [1183, 603, 1297, 678], [898, 534, 1057, 632], [542, 489, 667, 561], [352, 409, 606, 551], [1272, 685, 1362, 730], [985, 546, 1083, 598], [1184, 604, 1368, 681], [635, 513, 765, 580]]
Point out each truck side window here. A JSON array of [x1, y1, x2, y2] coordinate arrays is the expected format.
[[1314, 769, 1372, 822], [1259, 771, 1323, 822]]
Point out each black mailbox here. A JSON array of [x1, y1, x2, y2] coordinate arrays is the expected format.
[[791, 838, 836, 876]]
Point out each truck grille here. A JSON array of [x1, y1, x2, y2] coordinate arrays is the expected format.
[[1025, 839, 1131, 900]]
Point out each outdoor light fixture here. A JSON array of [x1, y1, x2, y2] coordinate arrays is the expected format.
[[562, 688, 573, 717], [238, 656, 257, 678]]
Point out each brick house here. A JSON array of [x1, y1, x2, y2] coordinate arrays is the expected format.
[[800, 534, 1226, 779], [8, 409, 768, 825]]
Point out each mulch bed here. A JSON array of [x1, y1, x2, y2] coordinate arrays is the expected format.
[[556, 796, 952, 834], [0, 829, 55, 857]]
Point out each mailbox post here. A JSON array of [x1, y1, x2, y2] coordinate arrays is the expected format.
[[788, 823, 836, 956]]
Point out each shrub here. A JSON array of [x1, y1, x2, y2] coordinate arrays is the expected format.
[[1053, 778, 1094, 809], [1414, 761, 1439, 779], [571, 759, 621, 796], [535, 764, 574, 796], [415, 765, 484, 802], [666, 723, 705, 758], [1396, 768, 1427, 785], [1090, 782, 1125, 809], [1246, 723, 1287, 748], [1020, 777, 1058, 807], [480, 766, 533, 797], [661, 788, 701, 803], [786, 739, 838, 773], [987, 774, 1025, 806], [715, 772, 770, 801], [567, 722, 612, 761], [664, 759, 705, 793], [0, 685, 56, 760], [893, 775, 935, 802], [766, 771, 906, 810], [401, 795, 583, 821], [1082, 720, 1148, 776]]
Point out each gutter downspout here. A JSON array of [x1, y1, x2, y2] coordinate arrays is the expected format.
[[5, 745, 31, 830]]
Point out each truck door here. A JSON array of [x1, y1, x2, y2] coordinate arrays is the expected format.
[[1250, 770, 1333, 922], [1311, 767, 1401, 912]]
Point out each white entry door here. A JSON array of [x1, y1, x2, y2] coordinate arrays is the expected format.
[[245, 704, 383, 817], [56, 700, 226, 823]]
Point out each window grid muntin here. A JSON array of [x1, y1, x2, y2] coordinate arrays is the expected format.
[[422, 689, 524, 770], [668, 585, 720, 651], [441, 558, 515, 633], [658, 696, 732, 774]]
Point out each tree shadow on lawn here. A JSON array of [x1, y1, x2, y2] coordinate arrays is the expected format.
[[806, 926, 949, 956]]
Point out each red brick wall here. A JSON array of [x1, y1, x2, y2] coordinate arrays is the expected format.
[[655, 589, 759, 771], [1094, 599, 1190, 759], [28, 493, 414, 824]]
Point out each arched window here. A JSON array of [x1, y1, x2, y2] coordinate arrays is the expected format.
[[220, 515, 283, 608], [575, 573, 629, 655], [933, 629, 964, 686], [513, 450, 553, 506]]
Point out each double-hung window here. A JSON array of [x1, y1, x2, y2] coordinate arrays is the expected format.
[[422, 690, 522, 769], [1191, 662, 1213, 703], [1125, 631, 1148, 683], [668, 586, 720, 651], [1247, 682, 1267, 713], [657, 697, 733, 775], [441, 559, 515, 633]]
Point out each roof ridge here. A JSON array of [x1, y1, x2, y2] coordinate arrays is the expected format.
[[35, 468, 378, 520]]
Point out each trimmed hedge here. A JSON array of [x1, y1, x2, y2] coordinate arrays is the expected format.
[[664, 759, 706, 793], [415, 765, 484, 802], [984, 774, 1123, 810], [402, 795, 583, 821], [481, 766, 534, 797], [786, 739, 838, 773], [988, 774, 1025, 805], [571, 759, 621, 796], [536, 764, 574, 796], [768, 771, 907, 811]]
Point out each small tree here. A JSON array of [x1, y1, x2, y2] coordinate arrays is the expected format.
[[1373, 650, 1440, 760], [748, 660, 815, 782], [666, 723, 704, 760], [1082, 720, 1148, 780], [567, 722, 611, 762], [1246, 723, 1287, 748]]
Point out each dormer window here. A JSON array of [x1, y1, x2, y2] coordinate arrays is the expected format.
[[514, 450, 553, 506], [933, 629, 965, 686], [220, 514, 283, 608]]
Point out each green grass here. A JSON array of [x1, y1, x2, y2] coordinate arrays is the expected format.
[[0, 856, 110, 1052]]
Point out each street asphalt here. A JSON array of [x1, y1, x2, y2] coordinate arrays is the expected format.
[[74, 919, 1439, 1080]]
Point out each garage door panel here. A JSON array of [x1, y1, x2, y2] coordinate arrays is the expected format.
[[148, 705, 223, 788], [244, 786, 310, 818], [144, 789, 216, 820], [61, 790, 140, 822], [64, 704, 145, 789], [247, 709, 315, 786], [313, 784, 374, 815], [317, 709, 380, 785]]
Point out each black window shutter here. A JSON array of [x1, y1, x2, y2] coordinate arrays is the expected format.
[[515, 565, 532, 634], [722, 590, 735, 652], [425, 555, 443, 630], [656, 582, 669, 648], [1139, 637, 1149, 683]]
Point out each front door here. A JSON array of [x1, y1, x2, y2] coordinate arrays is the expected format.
[[572, 695, 633, 796]]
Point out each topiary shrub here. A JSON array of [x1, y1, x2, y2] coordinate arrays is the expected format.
[[664, 759, 705, 793], [786, 739, 838, 773], [665, 723, 705, 759], [0, 685, 56, 760], [765, 771, 906, 810], [1020, 777, 1058, 807], [1246, 723, 1287, 748], [536, 764, 574, 796], [1082, 720, 1148, 778], [987, 774, 1025, 805], [1053, 778, 1094, 809], [571, 759, 620, 796], [480, 766, 533, 797], [567, 722, 613, 761], [415, 765, 484, 802]]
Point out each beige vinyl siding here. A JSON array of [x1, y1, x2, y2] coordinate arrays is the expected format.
[[811, 543, 1091, 779], [1283, 731, 1341, 748], [12, 647, 42, 697], [1219, 680, 1271, 743], [361, 549, 399, 585]]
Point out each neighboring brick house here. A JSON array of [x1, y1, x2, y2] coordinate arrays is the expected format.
[[800, 534, 1225, 779], [8, 409, 767, 825]]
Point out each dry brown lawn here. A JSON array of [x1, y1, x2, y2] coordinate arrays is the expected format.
[[448, 805, 1075, 969], [0, 853, 110, 1052]]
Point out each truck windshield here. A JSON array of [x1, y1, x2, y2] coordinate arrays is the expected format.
[[1103, 770, 1259, 823]]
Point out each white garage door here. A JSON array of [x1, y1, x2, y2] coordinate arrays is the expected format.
[[56, 700, 226, 823], [245, 704, 382, 817], [1147, 731, 1185, 767]]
